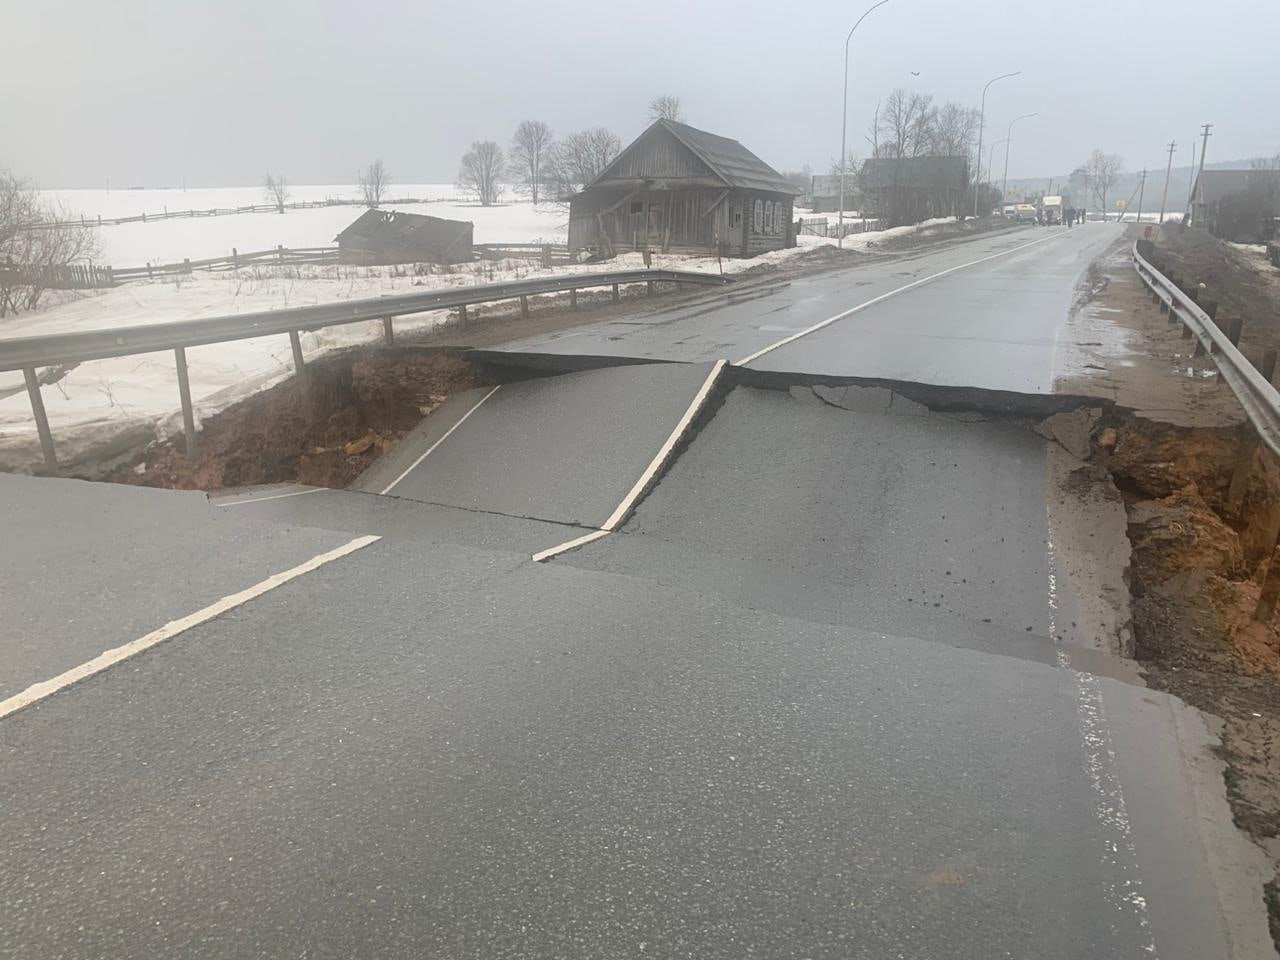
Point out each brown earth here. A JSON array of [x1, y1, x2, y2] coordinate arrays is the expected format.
[[109, 348, 482, 490], [1060, 230, 1280, 938], [1153, 224, 1280, 369]]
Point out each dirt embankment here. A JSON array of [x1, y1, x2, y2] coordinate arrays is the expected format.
[[110, 348, 483, 490], [1154, 225, 1280, 371], [1094, 410, 1280, 934]]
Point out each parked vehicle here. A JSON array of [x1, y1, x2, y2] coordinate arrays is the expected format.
[[1042, 195, 1068, 225], [1013, 204, 1038, 224]]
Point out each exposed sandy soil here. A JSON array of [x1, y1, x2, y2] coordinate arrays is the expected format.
[[1153, 224, 1280, 371], [1061, 230, 1280, 935], [108, 348, 482, 490]]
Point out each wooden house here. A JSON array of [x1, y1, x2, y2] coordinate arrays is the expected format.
[[567, 120, 800, 258], [1190, 169, 1280, 240], [335, 209, 473, 265], [859, 156, 969, 225]]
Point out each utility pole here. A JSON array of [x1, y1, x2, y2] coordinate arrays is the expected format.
[[1158, 140, 1176, 223], [1184, 141, 1197, 219], [1189, 123, 1212, 222], [1134, 169, 1147, 224]]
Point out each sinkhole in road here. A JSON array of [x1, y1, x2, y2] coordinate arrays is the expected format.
[[110, 345, 489, 490]]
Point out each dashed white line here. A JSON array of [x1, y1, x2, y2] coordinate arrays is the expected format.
[[380, 385, 501, 495], [0, 534, 381, 721], [532, 359, 728, 562], [735, 230, 1068, 366]]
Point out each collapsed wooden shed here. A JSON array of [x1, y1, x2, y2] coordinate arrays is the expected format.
[[335, 209, 473, 265]]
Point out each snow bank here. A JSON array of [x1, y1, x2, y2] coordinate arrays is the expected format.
[[0, 213, 967, 472], [39, 184, 568, 266]]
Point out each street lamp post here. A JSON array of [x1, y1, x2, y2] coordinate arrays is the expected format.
[[988, 139, 1008, 204], [1002, 112, 1038, 204], [973, 71, 1020, 218], [838, 0, 892, 248]]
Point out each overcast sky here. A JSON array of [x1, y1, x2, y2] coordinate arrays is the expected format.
[[6, 0, 1278, 188]]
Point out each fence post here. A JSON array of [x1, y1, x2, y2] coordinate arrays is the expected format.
[[382, 316, 394, 345], [1262, 349, 1277, 383], [23, 367, 58, 474], [1227, 315, 1243, 347], [288, 331, 310, 407], [174, 347, 198, 456]]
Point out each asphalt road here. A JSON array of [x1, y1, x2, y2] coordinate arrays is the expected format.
[[499, 223, 1120, 391], [1, 223, 1272, 959]]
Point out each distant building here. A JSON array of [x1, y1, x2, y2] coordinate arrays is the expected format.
[[1190, 169, 1280, 240], [859, 156, 969, 224], [567, 119, 801, 258], [334, 209, 473, 265], [808, 174, 861, 214]]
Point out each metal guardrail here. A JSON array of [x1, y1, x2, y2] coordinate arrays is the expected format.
[[3, 267, 732, 472], [1131, 240, 1280, 457]]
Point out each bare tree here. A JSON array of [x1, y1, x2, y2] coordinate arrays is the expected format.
[[876, 89, 936, 160], [359, 159, 391, 208], [928, 103, 980, 162], [0, 170, 98, 316], [545, 128, 622, 200], [509, 120, 554, 205], [263, 172, 289, 213], [458, 141, 505, 207], [649, 94, 684, 123], [1085, 150, 1123, 220]]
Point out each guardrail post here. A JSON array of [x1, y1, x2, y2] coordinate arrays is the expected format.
[[520, 295, 530, 320], [22, 367, 58, 474], [1262, 349, 1277, 383], [183, 258, 191, 274], [1227, 315, 1243, 347], [612, 283, 620, 303], [569, 288, 578, 311], [458, 304, 468, 326], [1226, 437, 1258, 513], [232, 247, 239, 269], [647, 280, 656, 296], [288, 331, 310, 407], [382, 316, 394, 345], [1256, 543, 1280, 623], [174, 347, 198, 456]]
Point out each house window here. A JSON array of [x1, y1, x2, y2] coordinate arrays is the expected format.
[[765, 201, 775, 234], [630, 201, 643, 214], [753, 199, 763, 234]]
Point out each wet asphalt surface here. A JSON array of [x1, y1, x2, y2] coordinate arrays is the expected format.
[[1, 222, 1270, 959]]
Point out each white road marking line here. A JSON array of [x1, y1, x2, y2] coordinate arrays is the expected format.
[[380, 386, 501, 495], [214, 487, 327, 507], [531, 529, 611, 563], [532, 359, 728, 562], [1045, 531, 1158, 954], [734, 230, 1068, 366], [0, 534, 381, 721]]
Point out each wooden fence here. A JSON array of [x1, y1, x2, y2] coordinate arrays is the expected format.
[[5, 242, 575, 290], [796, 217, 887, 238], [18, 196, 446, 230]]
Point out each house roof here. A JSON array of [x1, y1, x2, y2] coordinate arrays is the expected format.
[[334, 208, 472, 249], [586, 119, 801, 196], [859, 156, 969, 191], [1193, 169, 1280, 205]]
